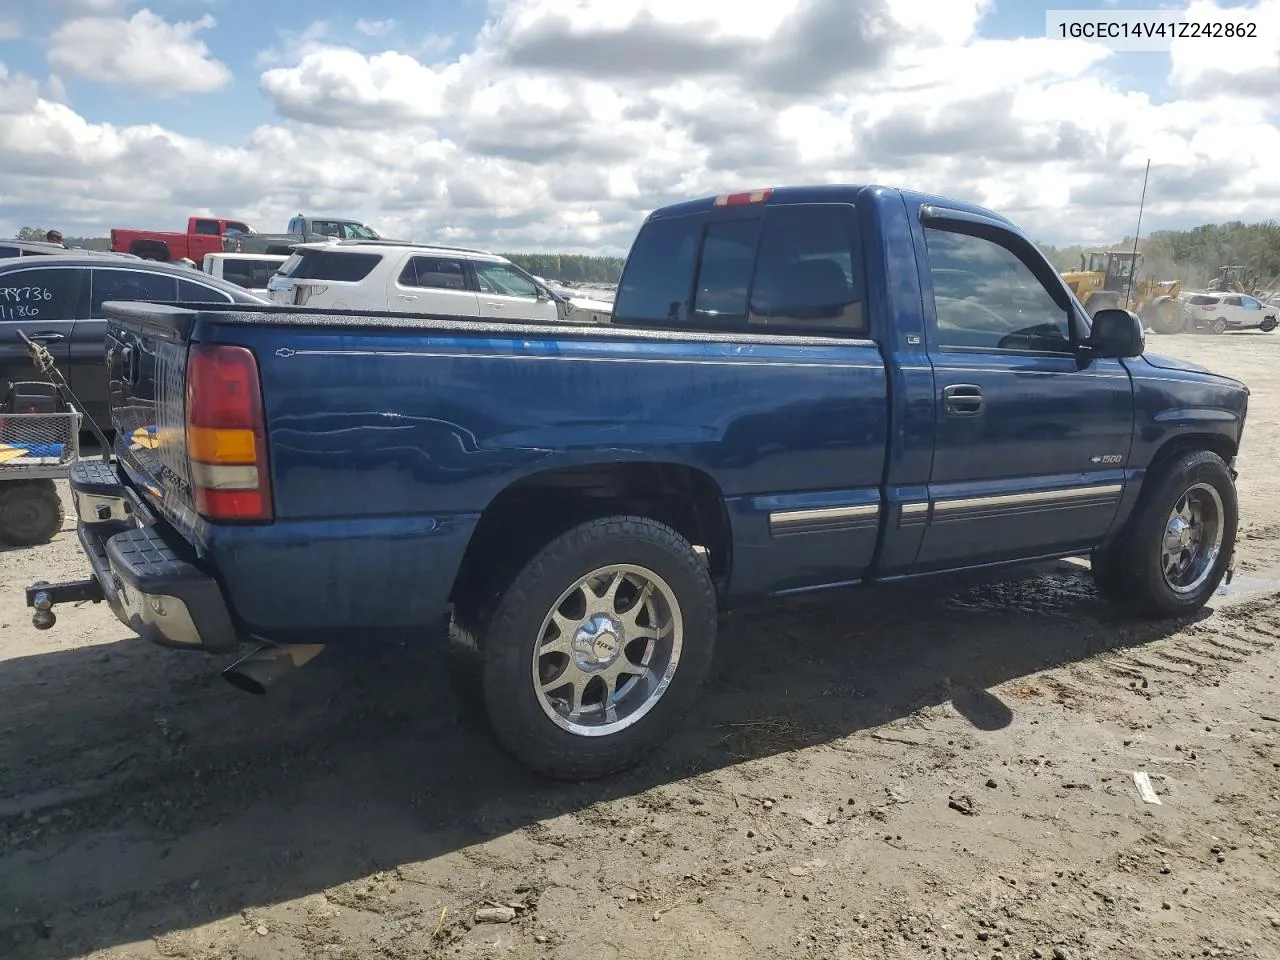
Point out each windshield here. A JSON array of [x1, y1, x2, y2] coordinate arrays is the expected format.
[[345, 223, 381, 240]]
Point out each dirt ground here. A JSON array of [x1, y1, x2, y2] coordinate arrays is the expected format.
[[2, 331, 1280, 960]]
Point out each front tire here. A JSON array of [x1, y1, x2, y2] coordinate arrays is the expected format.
[[1147, 299, 1186, 335], [1091, 450, 1236, 618], [480, 516, 717, 780]]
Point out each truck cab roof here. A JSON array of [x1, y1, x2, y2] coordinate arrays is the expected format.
[[644, 184, 1018, 231]]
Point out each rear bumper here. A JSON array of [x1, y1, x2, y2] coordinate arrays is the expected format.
[[27, 459, 238, 652]]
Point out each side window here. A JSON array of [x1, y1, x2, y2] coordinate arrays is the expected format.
[[614, 215, 701, 325], [218, 260, 256, 288], [226, 222, 250, 235], [90, 268, 178, 314], [749, 204, 865, 334], [0, 246, 19, 258], [400, 257, 468, 290], [178, 279, 234, 303], [692, 219, 761, 322], [0, 267, 83, 322], [924, 225, 1072, 354], [192, 220, 221, 236], [1223, 296, 1243, 307], [1242, 296, 1261, 310], [474, 262, 539, 299], [312, 221, 341, 238]]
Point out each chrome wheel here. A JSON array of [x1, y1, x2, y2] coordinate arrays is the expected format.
[[532, 564, 683, 737], [1161, 483, 1225, 594]]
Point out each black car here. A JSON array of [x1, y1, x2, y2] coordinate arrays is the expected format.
[[0, 256, 264, 429]]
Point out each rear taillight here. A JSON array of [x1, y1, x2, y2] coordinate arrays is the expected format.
[[185, 343, 272, 522]]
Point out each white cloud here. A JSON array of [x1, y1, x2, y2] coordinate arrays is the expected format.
[[356, 18, 395, 37], [47, 9, 231, 97], [0, 0, 1276, 254], [1169, 0, 1280, 102], [259, 48, 458, 128], [0, 19, 19, 40]]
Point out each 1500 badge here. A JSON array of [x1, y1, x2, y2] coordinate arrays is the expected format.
[[1091, 454, 1124, 464]]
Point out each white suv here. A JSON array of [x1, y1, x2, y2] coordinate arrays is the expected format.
[[266, 241, 612, 324], [1182, 291, 1279, 334]]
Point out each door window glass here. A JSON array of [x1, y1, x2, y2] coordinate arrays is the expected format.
[[474, 262, 539, 298], [178, 279, 234, 303], [0, 267, 83, 322], [90, 268, 177, 314], [924, 226, 1072, 353], [400, 257, 469, 290]]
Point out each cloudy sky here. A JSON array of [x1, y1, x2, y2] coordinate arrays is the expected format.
[[0, 0, 1276, 254]]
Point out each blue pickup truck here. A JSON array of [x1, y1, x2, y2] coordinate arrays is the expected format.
[[28, 185, 1248, 780]]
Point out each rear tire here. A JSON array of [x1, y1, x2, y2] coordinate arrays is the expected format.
[[1091, 450, 1236, 618], [480, 516, 718, 780], [1212, 317, 1228, 334], [0, 480, 65, 546]]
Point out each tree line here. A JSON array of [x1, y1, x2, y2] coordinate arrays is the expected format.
[[15, 226, 110, 250], [500, 253, 624, 283]]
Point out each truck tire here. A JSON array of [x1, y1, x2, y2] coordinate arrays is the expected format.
[[0, 479, 65, 546], [1147, 299, 1185, 335], [1090, 450, 1236, 619], [480, 516, 717, 780]]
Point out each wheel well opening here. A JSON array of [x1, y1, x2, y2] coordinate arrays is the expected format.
[[1140, 434, 1237, 500], [449, 462, 731, 614]]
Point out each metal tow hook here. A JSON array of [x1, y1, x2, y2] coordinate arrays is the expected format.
[[30, 583, 56, 630]]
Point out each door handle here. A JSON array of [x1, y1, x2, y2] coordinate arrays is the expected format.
[[27, 332, 65, 342], [942, 383, 983, 416], [486, 302, 505, 309], [396, 295, 418, 302]]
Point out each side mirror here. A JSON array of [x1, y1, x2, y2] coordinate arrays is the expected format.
[[1086, 308, 1145, 359], [535, 287, 553, 302]]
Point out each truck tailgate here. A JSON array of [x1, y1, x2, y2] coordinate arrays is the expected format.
[[105, 302, 203, 542]]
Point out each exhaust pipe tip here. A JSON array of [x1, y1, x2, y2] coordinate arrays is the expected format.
[[222, 667, 270, 695], [222, 643, 326, 695]]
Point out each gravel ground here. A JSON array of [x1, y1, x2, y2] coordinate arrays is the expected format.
[[1, 330, 1279, 960]]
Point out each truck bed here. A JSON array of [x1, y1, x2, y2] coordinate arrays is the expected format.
[[104, 301, 890, 645]]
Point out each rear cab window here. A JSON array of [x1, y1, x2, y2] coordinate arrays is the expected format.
[[613, 201, 867, 336], [277, 250, 382, 283]]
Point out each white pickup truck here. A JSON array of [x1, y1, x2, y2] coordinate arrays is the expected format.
[[202, 252, 288, 298], [265, 241, 614, 323]]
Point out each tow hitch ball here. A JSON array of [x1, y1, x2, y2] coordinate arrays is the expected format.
[[30, 585, 56, 631], [25, 578, 105, 630]]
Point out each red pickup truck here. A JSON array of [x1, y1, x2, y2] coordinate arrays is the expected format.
[[110, 217, 254, 263]]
